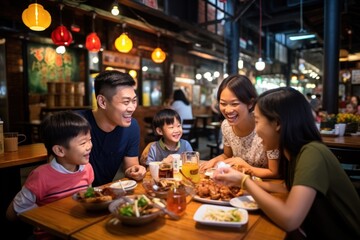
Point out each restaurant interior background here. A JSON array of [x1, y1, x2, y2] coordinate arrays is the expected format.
[[0, 0, 360, 152]]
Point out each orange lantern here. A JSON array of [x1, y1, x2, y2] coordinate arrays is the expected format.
[[22, 3, 51, 31], [151, 47, 166, 63]]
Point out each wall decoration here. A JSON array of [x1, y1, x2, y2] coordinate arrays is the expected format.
[[27, 43, 79, 93]]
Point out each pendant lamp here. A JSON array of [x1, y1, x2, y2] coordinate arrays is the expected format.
[[115, 23, 133, 53], [85, 13, 101, 52], [51, 4, 73, 47], [151, 32, 166, 63], [255, 0, 265, 71], [22, 2, 51, 31]]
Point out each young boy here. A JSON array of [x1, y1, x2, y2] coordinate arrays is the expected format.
[[6, 111, 94, 223], [145, 108, 193, 166]]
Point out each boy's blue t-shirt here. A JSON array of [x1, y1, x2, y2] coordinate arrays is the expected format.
[[78, 110, 140, 187]]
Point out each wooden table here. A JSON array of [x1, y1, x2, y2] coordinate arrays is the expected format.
[[19, 174, 286, 240], [322, 135, 360, 148], [0, 143, 48, 231]]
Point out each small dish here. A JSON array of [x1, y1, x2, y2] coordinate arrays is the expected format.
[[110, 180, 137, 191], [229, 195, 259, 210], [193, 204, 248, 227]]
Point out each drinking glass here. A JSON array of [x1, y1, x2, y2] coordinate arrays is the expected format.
[[181, 151, 200, 183]]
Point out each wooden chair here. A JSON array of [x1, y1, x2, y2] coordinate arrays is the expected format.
[[328, 146, 360, 195], [140, 141, 155, 167], [181, 118, 198, 150], [143, 117, 159, 145], [206, 122, 223, 159]]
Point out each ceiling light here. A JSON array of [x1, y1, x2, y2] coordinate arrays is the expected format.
[[111, 1, 120, 16], [115, 23, 133, 53], [255, 0, 265, 71], [22, 2, 51, 31], [289, 0, 316, 41], [86, 13, 101, 52], [151, 32, 166, 63]]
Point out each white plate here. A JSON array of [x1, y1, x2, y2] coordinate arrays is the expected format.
[[193, 195, 231, 206], [110, 180, 137, 191], [230, 195, 259, 210], [193, 204, 248, 227]]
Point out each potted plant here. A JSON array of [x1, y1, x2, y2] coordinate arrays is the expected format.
[[336, 113, 360, 134]]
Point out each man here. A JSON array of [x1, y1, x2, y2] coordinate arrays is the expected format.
[[78, 70, 146, 186]]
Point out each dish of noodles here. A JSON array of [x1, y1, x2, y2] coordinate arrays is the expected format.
[[193, 204, 248, 227]]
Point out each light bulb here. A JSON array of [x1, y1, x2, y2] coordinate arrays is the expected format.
[[56, 46, 66, 54], [111, 5, 119, 16], [238, 59, 244, 69], [255, 58, 265, 71]]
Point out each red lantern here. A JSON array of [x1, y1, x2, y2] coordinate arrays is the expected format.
[[51, 25, 73, 46], [85, 32, 101, 52]]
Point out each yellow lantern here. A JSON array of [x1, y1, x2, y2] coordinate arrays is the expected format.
[[22, 3, 51, 31], [115, 33, 133, 53], [129, 70, 137, 78], [151, 47, 166, 63]]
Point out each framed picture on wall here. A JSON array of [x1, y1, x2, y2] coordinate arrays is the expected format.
[[27, 43, 80, 94], [351, 69, 360, 84]]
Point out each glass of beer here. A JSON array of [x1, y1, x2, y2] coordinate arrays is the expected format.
[[181, 151, 200, 183]]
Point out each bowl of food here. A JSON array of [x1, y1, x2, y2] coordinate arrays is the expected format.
[[142, 178, 178, 199], [73, 186, 126, 211], [108, 195, 162, 225]]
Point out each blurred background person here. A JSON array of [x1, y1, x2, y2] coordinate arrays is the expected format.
[[171, 89, 193, 133]]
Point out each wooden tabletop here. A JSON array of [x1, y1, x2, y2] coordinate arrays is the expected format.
[[0, 143, 48, 168], [322, 135, 360, 148], [19, 174, 286, 240]]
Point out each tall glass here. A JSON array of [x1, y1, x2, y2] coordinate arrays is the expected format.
[[181, 151, 200, 183]]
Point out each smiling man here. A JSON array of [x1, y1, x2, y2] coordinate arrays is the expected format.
[[78, 70, 146, 186]]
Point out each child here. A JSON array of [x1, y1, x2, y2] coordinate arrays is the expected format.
[[144, 108, 193, 166], [6, 111, 94, 237]]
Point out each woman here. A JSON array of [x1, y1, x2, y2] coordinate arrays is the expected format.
[[171, 89, 193, 134], [200, 74, 279, 178], [214, 87, 360, 239]]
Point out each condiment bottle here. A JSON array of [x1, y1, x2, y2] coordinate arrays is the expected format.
[[0, 120, 4, 154]]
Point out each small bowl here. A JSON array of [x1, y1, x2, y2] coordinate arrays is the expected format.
[[142, 178, 171, 199], [73, 187, 125, 211], [108, 196, 162, 226]]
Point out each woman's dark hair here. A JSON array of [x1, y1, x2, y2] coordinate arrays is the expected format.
[[94, 70, 136, 100], [173, 89, 190, 105], [152, 108, 181, 134], [256, 87, 322, 187], [217, 74, 258, 112], [40, 111, 91, 156]]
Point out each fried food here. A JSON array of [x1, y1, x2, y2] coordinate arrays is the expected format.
[[195, 178, 243, 201], [76, 187, 115, 203]]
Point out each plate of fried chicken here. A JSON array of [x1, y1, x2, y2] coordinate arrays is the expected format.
[[194, 178, 244, 206]]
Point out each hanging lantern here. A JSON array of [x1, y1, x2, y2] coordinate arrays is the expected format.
[[85, 13, 101, 53], [151, 47, 166, 63], [51, 4, 72, 46], [51, 25, 73, 46], [115, 33, 133, 53], [86, 33, 101, 52], [22, 3, 51, 31], [151, 32, 166, 63]]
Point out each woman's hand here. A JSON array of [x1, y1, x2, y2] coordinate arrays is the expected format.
[[213, 167, 245, 187]]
